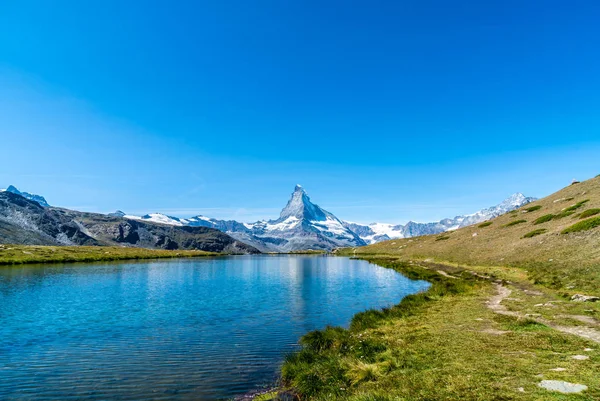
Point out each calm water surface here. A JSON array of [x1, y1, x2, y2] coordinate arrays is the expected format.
[[0, 255, 429, 400]]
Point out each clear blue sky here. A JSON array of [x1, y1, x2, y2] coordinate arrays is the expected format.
[[1, 1, 599, 224]]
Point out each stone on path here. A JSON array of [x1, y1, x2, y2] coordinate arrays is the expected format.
[[538, 380, 587, 394]]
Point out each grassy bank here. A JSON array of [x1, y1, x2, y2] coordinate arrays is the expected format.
[[267, 176, 600, 400], [0, 244, 218, 265], [279, 258, 600, 400]]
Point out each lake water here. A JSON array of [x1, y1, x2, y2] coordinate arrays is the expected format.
[[0, 255, 429, 400]]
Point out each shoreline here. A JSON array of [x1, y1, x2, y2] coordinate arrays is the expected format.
[[0, 244, 220, 266], [263, 255, 600, 400]]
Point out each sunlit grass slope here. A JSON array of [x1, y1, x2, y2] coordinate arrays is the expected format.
[[347, 175, 600, 295]]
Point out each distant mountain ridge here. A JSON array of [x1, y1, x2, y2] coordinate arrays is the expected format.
[[342, 193, 536, 244], [126, 185, 366, 252], [0, 191, 258, 254], [124, 186, 534, 251], [1, 185, 50, 207], [1, 184, 535, 251]]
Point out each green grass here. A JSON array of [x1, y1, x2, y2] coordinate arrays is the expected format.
[[533, 214, 555, 225], [561, 216, 600, 234], [579, 208, 600, 219], [564, 199, 590, 212], [503, 219, 527, 227], [533, 200, 591, 224], [522, 229, 547, 238], [285, 250, 329, 255], [253, 391, 279, 401], [280, 259, 600, 400], [435, 235, 450, 241], [524, 205, 542, 212], [552, 210, 576, 219], [0, 245, 218, 265], [478, 221, 493, 228]]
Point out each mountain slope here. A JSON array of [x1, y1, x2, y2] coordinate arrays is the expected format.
[[128, 185, 366, 252], [344, 175, 600, 293], [344, 193, 536, 244], [0, 191, 259, 254]]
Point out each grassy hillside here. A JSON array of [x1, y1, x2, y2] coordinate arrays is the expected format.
[[345, 175, 600, 295], [276, 177, 600, 400], [0, 244, 217, 265]]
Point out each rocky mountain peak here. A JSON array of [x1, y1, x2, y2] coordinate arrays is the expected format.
[[2, 185, 50, 207], [278, 185, 327, 222], [493, 193, 535, 213]]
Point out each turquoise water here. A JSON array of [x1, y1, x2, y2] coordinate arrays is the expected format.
[[0, 255, 429, 400]]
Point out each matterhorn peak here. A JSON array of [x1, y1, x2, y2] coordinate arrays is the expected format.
[[278, 185, 327, 222]]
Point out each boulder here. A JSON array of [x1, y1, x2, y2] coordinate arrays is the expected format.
[[571, 294, 600, 302]]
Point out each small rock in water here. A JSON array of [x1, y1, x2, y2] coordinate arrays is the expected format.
[[538, 380, 588, 394], [571, 355, 589, 360]]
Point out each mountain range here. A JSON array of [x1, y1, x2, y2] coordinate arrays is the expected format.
[[343, 193, 537, 244], [0, 188, 258, 254], [126, 185, 366, 252], [1, 184, 535, 252], [124, 185, 535, 251]]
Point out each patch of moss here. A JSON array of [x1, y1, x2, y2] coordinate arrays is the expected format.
[[522, 229, 547, 238], [435, 235, 450, 241], [478, 221, 493, 228], [579, 208, 600, 219], [503, 219, 527, 227], [524, 205, 542, 212], [561, 216, 600, 234], [533, 214, 555, 225], [553, 210, 576, 219], [564, 199, 590, 212]]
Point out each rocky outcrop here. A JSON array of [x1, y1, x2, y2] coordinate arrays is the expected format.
[[571, 294, 600, 302]]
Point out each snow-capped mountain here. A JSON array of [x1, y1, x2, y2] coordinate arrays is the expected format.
[[0, 185, 50, 207], [344, 193, 536, 244], [125, 185, 366, 252]]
